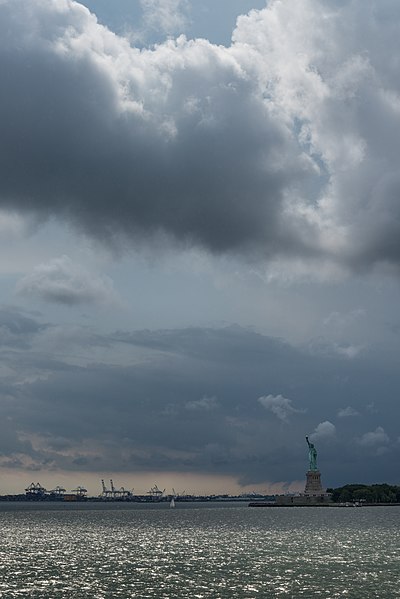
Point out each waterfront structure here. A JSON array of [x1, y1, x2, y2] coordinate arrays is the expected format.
[[274, 436, 331, 506], [25, 482, 47, 499]]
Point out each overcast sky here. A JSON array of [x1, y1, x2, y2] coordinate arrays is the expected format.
[[1, 0, 400, 496]]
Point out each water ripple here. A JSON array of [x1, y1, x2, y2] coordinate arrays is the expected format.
[[0, 504, 399, 597]]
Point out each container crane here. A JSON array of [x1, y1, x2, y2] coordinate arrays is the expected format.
[[118, 486, 132, 499], [50, 486, 66, 496], [110, 480, 133, 499], [110, 479, 116, 498], [147, 484, 165, 501], [25, 482, 46, 497], [101, 479, 112, 499], [71, 486, 87, 497]]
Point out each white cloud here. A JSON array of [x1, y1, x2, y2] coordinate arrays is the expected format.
[[232, 0, 400, 272], [323, 309, 366, 330], [258, 394, 303, 422], [338, 406, 359, 418], [310, 421, 336, 441], [16, 255, 118, 306], [334, 344, 364, 359], [185, 395, 219, 411], [306, 338, 364, 360], [0, 210, 32, 240], [0, 0, 400, 276], [357, 426, 390, 447], [140, 0, 190, 35]]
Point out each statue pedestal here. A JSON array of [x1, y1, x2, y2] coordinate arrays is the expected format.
[[304, 470, 324, 495]]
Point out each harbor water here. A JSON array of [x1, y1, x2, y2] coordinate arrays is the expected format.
[[0, 502, 399, 598]]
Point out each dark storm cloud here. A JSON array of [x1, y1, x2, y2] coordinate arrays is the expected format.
[[2, 0, 400, 271], [0, 0, 304, 257], [2, 321, 400, 486]]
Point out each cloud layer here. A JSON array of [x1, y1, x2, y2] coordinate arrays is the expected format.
[[1, 0, 400, 272], [16, 255, 118, 306], [0, 308, 399, 487]]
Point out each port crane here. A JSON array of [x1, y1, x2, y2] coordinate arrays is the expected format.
[[50, 486, 66, 496], [71, 486, 87, 497], [25, 482, 46, 497], [110, 478, 116, 497], [101, 479, 113, 499], [101, 479, 133, 499], [147, 484, 165, 500], [117, 486, 132, 498], [110, 479, 133, 499]]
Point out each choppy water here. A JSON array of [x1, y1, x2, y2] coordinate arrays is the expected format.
[[0, 502, 399, 598]]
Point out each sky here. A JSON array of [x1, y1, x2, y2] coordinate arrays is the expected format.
[[1, 0, 400, 496]]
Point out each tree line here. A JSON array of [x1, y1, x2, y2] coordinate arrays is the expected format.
[[327, 484, 400, 503]]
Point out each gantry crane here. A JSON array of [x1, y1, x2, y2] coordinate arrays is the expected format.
[[101, 479, 112, 499], [147, 484, 165, 501], [71, 486, 87, 497], [50, 486, 66, 496], [25, 482, 47, 497]]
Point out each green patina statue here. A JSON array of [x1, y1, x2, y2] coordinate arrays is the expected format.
[[306, 436, 318, 471]]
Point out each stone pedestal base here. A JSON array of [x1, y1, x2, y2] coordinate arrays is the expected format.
[[304, 470, 324, 495]]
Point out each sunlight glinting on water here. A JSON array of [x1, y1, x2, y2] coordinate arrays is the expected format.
[[0, 504, 400, 597]]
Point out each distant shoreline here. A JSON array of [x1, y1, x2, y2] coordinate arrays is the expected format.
[[248, 501, 400, 507], [0, 494, 267, 503]]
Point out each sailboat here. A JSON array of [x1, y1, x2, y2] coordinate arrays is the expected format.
[[170, 497, 175, 508]]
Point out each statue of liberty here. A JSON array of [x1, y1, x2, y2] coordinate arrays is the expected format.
[[306, 436, 318, 471]]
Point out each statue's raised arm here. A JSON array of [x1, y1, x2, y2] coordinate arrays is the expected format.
[[306, 436, 318, 471]]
